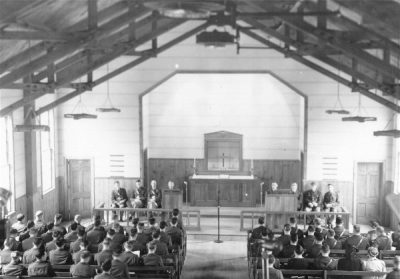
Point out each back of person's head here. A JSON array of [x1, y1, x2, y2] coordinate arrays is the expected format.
[[10, 251, 20, 262], [268, 254, 275, 265], [125, 241, 134, 251], [171, 217, 178, 226], [258, 217, 265, 225], [138, 223, 145, 231], [101, 259, 112, 272], [52, 230, 61, 239], [345, 245, 359, 258], [147, 241, 157, 252], [133, 218, 139, 226], [94, 219, 101, 227], [34, 249, 45, 260], [107, 229, 115, 237], [17, 214, 25, 221], [55, 239, 65, 248], [283, 224, 291, 232], [295, 244, 304, 255], [29, 227, 38, 236], [45, 222, 54, 233], [70, 222, 78, 231], [152, 229, 161, 240], [289, 217, 296, 225], [336, 217, 343, 225], [33, 237, 43, 247], [314, 218, 322, 226], [78, 227, 86, 237], [267, 231, 274, 240], [321, 244, 330, 255], [368, 246, 379, 258], [172, 208, 179, 217], [159, 221, 167, 230], [308, 225, 315, 233], [327, 229, 335, 238], [149, 217, 156, 226], [315, 232, 324, 243], [130, 228, 138, 238], [371, 221, 379, 228], [261, 228, 268, 238], [27, 220, 35, 229], [112, 247, 123, 258], [81, 251, 91, 262], [80, 240, 89, 249], [290, 233, 298, 244], [353, 225, 361, 234]]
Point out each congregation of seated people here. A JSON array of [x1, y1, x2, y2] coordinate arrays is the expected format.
[[250, 215, 400, 279], [0, 208, 185, 278]]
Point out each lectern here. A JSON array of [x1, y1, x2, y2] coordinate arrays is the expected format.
[[162, 189, 183, 209], [265, 193, 298, 228]]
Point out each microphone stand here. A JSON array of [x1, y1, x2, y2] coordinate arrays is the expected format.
[[214, 185, 223, 243]]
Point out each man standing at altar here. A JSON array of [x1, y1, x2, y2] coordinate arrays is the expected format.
[[302, 182, 321, 212], [111, 181, 128, 221]]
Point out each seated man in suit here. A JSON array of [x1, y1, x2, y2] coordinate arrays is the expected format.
[[11, 214, 26, 234], [87, 219, 106, 252], [94, 259, 113, 279], [333, 217, 348, 240], [132, 179, 147, 209], [166, 217, 182, 247], [33, 211, 47, 235], [289, 183, 302, 210], [49, 239, 73, 265], [53, 213, 67, 236], [257, 254, 284, 279], [110, 247, 130, 279], [323, 184, 340, 212], [302, 182, 321, 212], [301, 225, 316, 252], [267, 182, 279, 194], [2, 251, 26, 276], [344, 224, 369, 251], [251, 217, 270, 241], [278, 224, 292, 247], [151, 230, 168, 257], [376, 226, 392, 250], [306, 232, 324, 258], [280, 233, 298, 258], [27, 250, 56, 277], [289, 217, 304, 240], [148, 179, 162, 209], [0, 238, 15, 266], [325, 229, 342, 249], [95, 238, 113, 266], [111, 181, 128, 221], [22, 228, 39, 252], [121, 241, 139, 266], [287, 245, 309, 269], [128, 228, 147, 256], [314, 244, 337, 270], [23, 237, 43, 265], [70, 250, 96, 278], [143, 241, 164, 267]]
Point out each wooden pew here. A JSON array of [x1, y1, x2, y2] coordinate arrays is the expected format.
[[256, 269, 389, 279]]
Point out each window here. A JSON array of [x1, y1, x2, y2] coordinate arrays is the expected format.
[[0, 116, 14, 211], [39, 110, 55, 193]]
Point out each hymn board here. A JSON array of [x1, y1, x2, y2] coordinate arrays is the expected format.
[[189, 131, 257, 207]]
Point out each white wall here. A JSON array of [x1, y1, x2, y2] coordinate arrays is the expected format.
[[143, 73, 304, 160]]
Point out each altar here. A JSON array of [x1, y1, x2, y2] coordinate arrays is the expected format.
[[189, 174, 258, 207]]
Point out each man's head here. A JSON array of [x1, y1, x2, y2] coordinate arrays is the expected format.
[[150, 180, 157, 189], [80, 251, 92, 263], [94, 219, 101, 228], [171, 217, 178, 227], [107, 229, 115, 239], [148, 217, 156, 226], [56, 239, 65, 250], [33, 237, 43, 248], [327, 229, 335, 239], [271, 182, 278, 191], [310, 182, 317, 192], [268, 254, 275, 265], [132, 218, 139, 227], [353, 224, 361, 235], [27, 220, 35, 229], [147, 241, 157, 254], [80, 240, 89, 251], [70, 222, 78, 232], [101, 259, 112, 273], [138, 223, 145, 232], [160, 221, 167, 231], [290, 233, 298, 245], [172, 208, 179, 217], [124, 241, 134, 252], [34, 249, 46, 262], [336, 217, 343, 226], [368, 247, 379, 258], [74, 214, 82, 224], [321, 244, 330, 257], [371, 221, 379, 229], [46, 222, 54, 233], [77, 227, 86, 239], [52, 230, 61, 240], [314, 218, 322, 227], [328, 184, 334, 193], [16, 213, 25, 222], [289, 217, 297, 227], [376, 226, 385, 236], [29, 228, 38, 238], [290, 183, 298, 192], [258, 217, 265, 226], [368, 230, 377, 241], [10, 251, 20, 263], [152, 230, 161, 240], [135, 179, 142, 188], [307, 225, 315, 235], [9, 228, 18, 237], [294, 244, 304, 256], [130, 228, 138, 239], [315, 232, 324, 244], [54, 213, 63, 225], [167, 181, 175, 190], [114, 180, 121, 190], [283, 224, 291, 235], [35, 210, 43, 220]]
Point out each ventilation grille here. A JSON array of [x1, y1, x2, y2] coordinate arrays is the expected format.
[[322, 157, 338, 180], [109, 154, 125, 177]]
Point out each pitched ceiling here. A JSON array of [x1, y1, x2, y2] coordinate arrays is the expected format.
[[1, 0, 400, 116]]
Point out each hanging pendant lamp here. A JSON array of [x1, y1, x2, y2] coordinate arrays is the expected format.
[[342, 94, 377, 122], [64, 95, 97, 120], [96, 64, 121, 113]]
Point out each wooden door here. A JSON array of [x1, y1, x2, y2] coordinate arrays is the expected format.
[[356, 163, 382, 224], [67, 159, 92, 219]]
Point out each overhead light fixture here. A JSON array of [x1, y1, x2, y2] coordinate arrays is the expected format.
[[96, 64, 121, 113], [196, 29, 235, 47], [373, 129, 400, 138], [64, 95, 97, 120], [342, 94, 377, 122], [326, 56, 350, 115], [144, 2, 225, 19]]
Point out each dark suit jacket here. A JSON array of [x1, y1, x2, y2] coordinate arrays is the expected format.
[[111, 188, 129, 207], [143, 253, 163, 267], [344, 235, 368, 250]]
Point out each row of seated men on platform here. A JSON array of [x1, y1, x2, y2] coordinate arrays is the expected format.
[[266, 182, 341, 213], [249, 216, 400, 279], [0, 208, 184, 278], [111, 180, 179, 221]]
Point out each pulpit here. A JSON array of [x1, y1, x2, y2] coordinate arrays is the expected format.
[[162, 189, 183, 209], [265, 193, 298, 228]]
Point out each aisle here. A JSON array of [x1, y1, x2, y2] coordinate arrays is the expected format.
[[181, 239, 248, 279]]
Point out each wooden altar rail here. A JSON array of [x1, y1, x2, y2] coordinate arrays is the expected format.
[[239, 208, 351, 231], [93, 207, 201, 231], [276, 270, 388, 279]]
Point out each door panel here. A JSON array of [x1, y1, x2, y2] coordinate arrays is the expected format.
[[356, 163, 381, 224], [68, 159, 92, 219]]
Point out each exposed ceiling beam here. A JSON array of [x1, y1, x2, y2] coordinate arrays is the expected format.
[[0, 5, 150, 87], [240, 28, 400, 113], [34, 22, 209, 115], [0, 30, 88, 41]]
